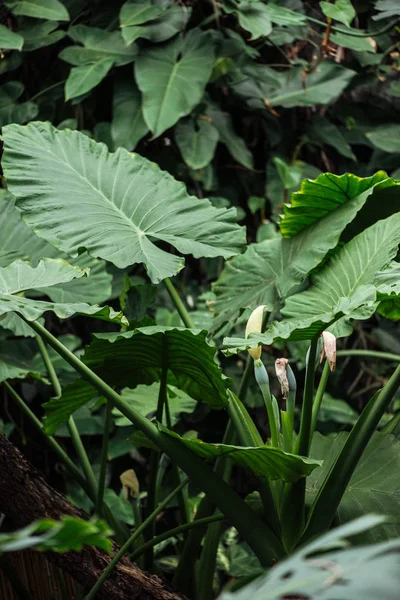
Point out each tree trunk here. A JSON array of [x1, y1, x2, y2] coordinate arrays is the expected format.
[[0, 434, 186, 600]]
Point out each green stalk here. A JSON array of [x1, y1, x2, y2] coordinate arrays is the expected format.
[[35, 335, 99, 502], [83, 477, 190, 600], [280, 337, 319, 552], [254, 360, 279, 447], [302, 362, 400, 544], [163, 277, 195, 328], [25, 318, 283, 565], [310, 360, 330, 440], [129, 513, 225, 563], [336, 350, 400, 361], [95, 400, 112, 516]]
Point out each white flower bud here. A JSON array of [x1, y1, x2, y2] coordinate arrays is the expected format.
[[245, 305, 266, 360], [320, 331, 336, 372]]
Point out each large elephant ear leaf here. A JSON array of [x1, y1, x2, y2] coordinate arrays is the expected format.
[[1, 122, 245, 284], [224, 212, 400, 353], [43, 326, 229, 434], [0, 258, 126, 324]]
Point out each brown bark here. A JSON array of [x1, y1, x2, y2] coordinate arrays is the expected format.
[[0, 434, 187, 600]]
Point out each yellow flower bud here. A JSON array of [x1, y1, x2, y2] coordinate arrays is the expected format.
[[245, 305, 266, 361], [120, 469, 139, 500]]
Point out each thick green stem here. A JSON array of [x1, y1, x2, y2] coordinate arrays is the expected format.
[[35, 335, 99, 502], [336, 350, 400, 361], [83, 477, 190, 600], [302, 362, 400, 544], [254, 360, 279, 447], [24, 318, 282, 566], [295, 337, 319, 457], [163, 277, 195, 328], [96, 400, 112, 516], [310, 360, 330, 440]]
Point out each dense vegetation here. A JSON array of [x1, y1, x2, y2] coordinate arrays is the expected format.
[[0, 0, 399, 598]]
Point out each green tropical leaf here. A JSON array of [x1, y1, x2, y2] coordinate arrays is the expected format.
[[219, 515, 400, 600], [223, 212, 400, 352], [318, 393, 359, 425], [0, 23, 24, 50], [265, 3, 307, 25], [0, 335, 44, 383], [43, 326, 229, 433], [135, 29, 215, 137], [373, 0, 400, 20], [365, 125, 400, 153], [280, 171, 391, 237], [160, 426, 322, 483], [120, 2, 185, 45], [204, 101, 254, 169], [211, 187, 382, 331], [59, 25, 138, 66], [0, 81, 38, 127], [320, 0, 356, 27], [0, 517, 112, 553], [0, 258, 125, 324], [111, 79, 148, 150], [113, 382, 197, 427], [6, 0, 69, 21], [20, 21, 64, 51], [2, 122, 245, 283], [330, 30, 376, 52], [229, 61, 355, 109], [308, 115, 356, 161], [65, 58, 113, 101], [233, 1, 272, 40], [0, 190, 113, 305], [175, 117, 219, 170], [375, 261, 400, 321], [307, 432, 400, 542], [119, 1, 165, 28]]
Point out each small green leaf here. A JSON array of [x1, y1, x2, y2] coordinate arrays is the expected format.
[[120, 2, 185, 45], [0, 23, 23, 50], [175, 118, 219, 170], [135, 29, 215, 137], [0, 81, 38, 127], [111, 79, 148, 150], [65, 58, 113, 100], [60, 25, 137, 67], [160, 425, 322, 482], [366, 124, 400, 153], [235, 1, 272, 40], [20, 20, 64, 51], [320, 0, 355, 27], [273, 157, 303, 189], [6, 0, 69, 21], [373, 0, 400, 20]]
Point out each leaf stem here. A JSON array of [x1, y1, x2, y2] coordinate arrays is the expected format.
[[310, 360, 331, 440], [83, 477, 190, 600], [295, 337, 319, 457], [336, 350, 400, 362], [24, 318, 283, 565], [95, 400, 112, 516], [163, 277, 195, 328]]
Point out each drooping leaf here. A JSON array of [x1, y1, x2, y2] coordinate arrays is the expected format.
[[365, 125, 400, 153], [111, 79, 148, 150], [0, 81, 38, 127], [160, 426, 322, 482], [0, 258, 125, 324], [65, 58, 113, 101], [0, 23, 23, 50], [135, 29, 215, 137], [307, 432, 400, 542], [175, 117, 219, 170], [20, 20, 64, 51], [233, 1, 272, 40], [120, 2, 185, 45], [212, 186, 386, 330], [0, 190, 113, 305], [113, 382, 197, 427], [229, 61, 355, 109], [223, 212, 400, 352], [0, 517, 112, 553], [43, 326, 229, 433], [320, 0, 356, 27], [6, 0, 69, 21], [280, 171, 390, 237], [2, 122, 245, 283], [59, 25, 138, 67], [218, 515, 400, 600], [204, 101, 254, 169]]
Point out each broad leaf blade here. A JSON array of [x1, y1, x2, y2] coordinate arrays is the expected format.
[[60, 25, 138, 67], [1, 122, 245, 283], [175, 117, 219, 170], [7, 0, 69, 21], [135, 29, 215, 137], [0, 24, 24, 50], [65, 58, 113, 100], [111, 79, 148, 150], [160, 426, 322, 482]]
